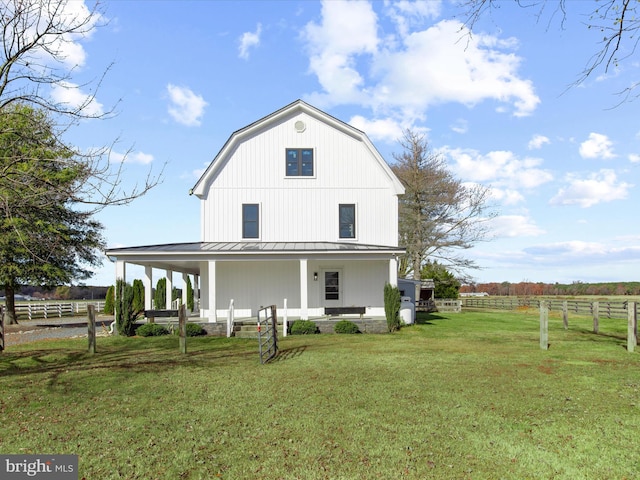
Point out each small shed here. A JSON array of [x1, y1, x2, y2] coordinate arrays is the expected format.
[[398, 278, 421, 305], [420, 279, 435, 302], [397, 278, 435, 305]]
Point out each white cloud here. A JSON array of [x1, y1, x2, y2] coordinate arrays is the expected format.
[[239, 23, 262, 60], [487, 214, 545, 238], [528, 134, 550, 150], [384, 0, 442, 38], [473, 238, 640, 277], [50, 81, 104, 116], [445, 148, 553, 190], [129, 152, 154, 165], [25, 0, 102, 68], [303, 4, 540, 121], [166, 84, 207, 127], [191, 161, 210, 180], [489, 187, 525, 206], [579, 132, 616, 159], [629, 153, 640, 163], [375, 20, 539, 118], [450, 119, 468, 134], [348, 115, 405, 143], [111, 151, 154, 165], [303, 0, 379, 106], [549, 169, 632, 207], [524, 241, 610, 257]]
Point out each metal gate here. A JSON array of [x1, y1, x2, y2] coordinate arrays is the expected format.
[[257, 305, 278, 364]]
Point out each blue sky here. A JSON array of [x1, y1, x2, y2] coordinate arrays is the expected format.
[[55, 1, 640, 286]]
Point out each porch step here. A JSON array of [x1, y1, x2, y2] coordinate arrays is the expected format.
[[233, 323, 282, 339]]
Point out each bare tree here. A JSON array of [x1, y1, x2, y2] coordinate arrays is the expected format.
[[0, 0, 162, 210], [460, 0, 640, 101], [0, 0, 163, 328], [391, 130, 495, 285]]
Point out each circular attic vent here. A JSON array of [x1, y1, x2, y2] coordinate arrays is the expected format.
[[294, 120, 306, 133]]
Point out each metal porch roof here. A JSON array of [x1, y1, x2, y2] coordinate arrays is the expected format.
[[104, 242, 405, 277], [106, 241, 405, 255]]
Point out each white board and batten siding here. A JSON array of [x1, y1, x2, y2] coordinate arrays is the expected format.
[[106, 101, 404, 324], [198, 109, 401, 246], [209, 259, 389, 319]]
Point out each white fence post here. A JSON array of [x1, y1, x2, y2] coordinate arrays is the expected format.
[[628, 301, 636, 353], [226, 299, 234, 338], [540, 300, 549, 350], [283, 298, 288, 338]]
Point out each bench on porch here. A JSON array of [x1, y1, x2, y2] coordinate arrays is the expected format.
[[144, 309, 179, 322], [324, 306, 366, 320]]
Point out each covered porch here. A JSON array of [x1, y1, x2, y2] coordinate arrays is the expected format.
[[106, 241, 404, 324]]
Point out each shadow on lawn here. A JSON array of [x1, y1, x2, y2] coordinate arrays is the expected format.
[[0, 337, 259, 378], [415, 312, 447, 325], [272, 345, 307, 362]]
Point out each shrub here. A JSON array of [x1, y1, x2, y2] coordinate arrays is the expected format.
[[103, 285, 114, 315], [136, 323, 170, 337], [173, 323, 207, 337], [116, 279, 144, 336], [384, 282, 401, 332], [334, 320, 360, 334], [186, 276, 194, 311], [132, 279, 145, 313], [290, 320, 318, 335], [154, 277, 166, 309]]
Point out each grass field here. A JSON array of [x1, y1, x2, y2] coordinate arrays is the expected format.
[[1, 309, 639, 479]]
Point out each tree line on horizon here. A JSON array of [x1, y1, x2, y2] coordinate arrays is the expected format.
[[460, 281, 640, 297], [0, 285, 109, 301]]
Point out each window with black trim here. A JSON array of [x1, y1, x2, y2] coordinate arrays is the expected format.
[[339, 204, 355, 239], [242, 204, 259, 239], [286, 148, 314, 176]]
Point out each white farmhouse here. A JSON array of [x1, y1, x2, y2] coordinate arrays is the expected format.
[[106, 100, 405, 323]]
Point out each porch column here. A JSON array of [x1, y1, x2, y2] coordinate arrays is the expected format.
[[182, 273, 189, 311], [200, 261, 216, 322], [143, 266, 153, 310], [389, 256, 398, 287], [115, 260, 126, 282], [300, 258, 308, 320], [165, 270, 173, 310]]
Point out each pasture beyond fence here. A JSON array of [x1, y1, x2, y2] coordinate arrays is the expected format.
[[462, 297, 638, 352], [13, 301, 106, 321]]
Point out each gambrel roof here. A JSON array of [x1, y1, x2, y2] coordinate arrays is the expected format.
[[190, 99, 404, 197]]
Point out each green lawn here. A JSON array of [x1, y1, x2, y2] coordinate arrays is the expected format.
[[1, 309, 639, 479]]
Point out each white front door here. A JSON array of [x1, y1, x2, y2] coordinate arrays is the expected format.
[[322, 269, 342, 307]]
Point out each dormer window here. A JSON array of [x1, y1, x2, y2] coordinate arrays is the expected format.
[[286, 148, 314, 176]]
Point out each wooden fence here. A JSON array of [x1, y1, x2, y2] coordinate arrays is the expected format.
[[462, 297, 638, 351], [461, 297, 631, 320], [13, 301, 106, 321], [434, 299, 462, 313]]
